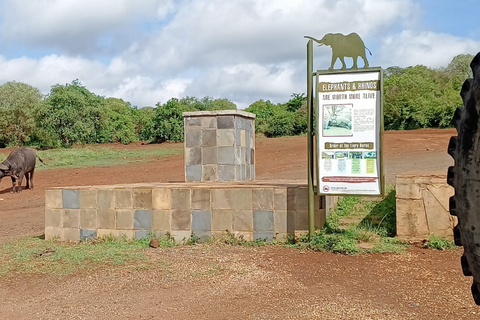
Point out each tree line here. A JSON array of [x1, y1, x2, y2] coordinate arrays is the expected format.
[[0, 54, 473, 149]]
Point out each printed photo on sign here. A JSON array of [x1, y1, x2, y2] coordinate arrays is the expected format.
[[323, 104, 353, 137]]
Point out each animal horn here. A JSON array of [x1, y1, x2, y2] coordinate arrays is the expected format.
[[0, 163, 8, 170]]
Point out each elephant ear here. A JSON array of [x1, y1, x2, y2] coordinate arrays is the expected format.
[[0, 163, 9, 171]]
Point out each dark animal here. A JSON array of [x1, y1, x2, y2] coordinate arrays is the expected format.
[[0, 148, 44, 193]]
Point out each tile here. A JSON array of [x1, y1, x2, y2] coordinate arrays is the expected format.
[[116, 209, 135, 229], [97, 189, 114, 209], [231, 189, 253, 210], [217, 129, 235, 147], [45, 227, 62, 240], [133, 188, 152, 209], [185, 117, 202, 127], [254, 210, 274, 232], [186, 165, 202, 182], [274, 189, 287, 210], [202, 147, 217, 165], [171, 188, 191, 209], [202, 129, 217, 147], [185, 147, 202, 165], [212, 209, 232, 231], [115, 189, 133, 208], [80, 229, 97, 241], [97, 209, 116, 229], [118, 230, 135, 240], [217, 116, 234, 129], [192, 210, 211, 232], [287, 210, 296, 234], [45, 209, 63, 228], [253, 188, 274, 210], [63, 228, 80, 242], [212, 189, 234, 209], [152, 188, 171, 210], [193, 230, 211, 242], [170, 230, 192, 244], [63, 209, 80, 228], [97, 229, 116, 238], [185, 129, 202, 148], [202, 116, 216, 128], [253, 232, 274, 242], [171, 209, 191, 230], [45, 189, 63, 209], [80, 209, 97, 229], [232, 210, 253, 231], [218, 165, 235, 182], [202, 165, 218, 182], [62, 189, 79, 209], [234, 231, 253, 242], [274, 210, 287, 234], [191, 188, 211, 210], [79, 190, 97, 208], [152, 210, 171, 231], [296, 210, 308, 230], [135, 230, 150, 240], [134, 209, 153, 229], [218, 147, 235, 165]]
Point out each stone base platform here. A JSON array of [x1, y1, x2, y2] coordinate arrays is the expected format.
[[396, 174, 456, 240], [45, 181, 325, 243]]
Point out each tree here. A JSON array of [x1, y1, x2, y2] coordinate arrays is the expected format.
[[0, 81, 43, 147], [103, 98, 137, 144]]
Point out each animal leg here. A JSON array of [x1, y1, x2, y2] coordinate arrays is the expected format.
[[352, 56, 358, 70], [329, 56, 337, 71], [362, 55, 369, 68], [29, 170, 34, 189], [10, 176, 16, 193], [339, 57, 346, 70], [16, 172, 25, 193]]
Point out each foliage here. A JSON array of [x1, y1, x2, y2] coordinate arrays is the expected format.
[[423, 234, 456, 250], [0, 81, 43, 147], [102, 98, 138, 144]]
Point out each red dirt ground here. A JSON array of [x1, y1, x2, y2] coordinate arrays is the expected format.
[[1, 128, 477, 320]]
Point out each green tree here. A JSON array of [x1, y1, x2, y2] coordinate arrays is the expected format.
[[134, 106, 156, 142], [35, 80, 107, 147], [0, 81, 43, 147], [103, 98, 137, 144]]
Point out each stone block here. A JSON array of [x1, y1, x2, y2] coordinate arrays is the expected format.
[[251, 149, 255, 164], [135, 230, 150, 240], [202, 147, 217, 165], [62, 189, 79, 209], [117, 230, 135, 239], [423, 190, 456, 239], [234, 231, 253, 242], [97, 209, 116, 229], [185, 147, 202, 165], [115, 189, 133, 208], [63, 209, 80, 228], [185, 117, 202, 127], [170, 230, 192, 244], [231, 189, 253, 210], [296, 210, 309, 230], [202, 116, 216, 128], [152, 188, 171, 210], [274, 189, 287, 210], [296, 187, 309, 210], [240, 130, 246, 147], [152, 210, 171, 231], [287, 210, 296, 234], [171, 188, 191, 209], [202, 129, 217, 147], [212, 189, 234, 209], [246, 164, 251, 180], [254, 211, 274, 232], [274, 210, 287, 234], [218, 147, 235, 164], [63, 228, 80, 242], [79, 190, 97, 208], [45, 209, 63, 228], [80, 209, 97, 229], [192, 210, 211, 232], [202, 165, 218, 182], [396, 182, 422, 200], [116, 209, 134, 229], [236, 165, 245, 181], [186, 165, 202, 182], [219, 165, 235, 182], [212, 209, 233, 231], [396, 198, 430, 239], [171, 209, 191, 230], [250, 165, 255, 179], [193, 230, 211, 242], [97, 189, 115, 209], [253, 188, 274, 211], [425, 184, 454, 212], [315, 209, 326, 229], [45, 189, 63, 209], [185, 129, 202, 148], [80, 229, 97, 241], [232, 210, 253, 231], [192, 188, 211, 210], [97, 229, 116, 238], [217, 116, 234, 129], [134, 209, 152, 229], [45, 227, 62, 240], [254, 232, 274, 242], [217, 129, 235, 147], [133, 188, 152, 209]]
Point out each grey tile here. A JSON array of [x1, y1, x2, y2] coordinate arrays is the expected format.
[[185, 129, 202, 148], [62, 189, 79, 209], [186, 165, 202, 182], [217, 129, 235, 146], [193, 230, 211, 242], [192, 210, 211, 232], [185, 117, 202, 127], [202, 147, 217, 165], [134, 209, 152, 229], [236, 165, 245, 181], [135, 230, 150, 240], [219, 165, 235, 182], [192, 189, 211, 210], [235, 128, 242, 146], [202, 117, 216, 128], [172, 209, 191, 230], [218, 147, 235, 165], [253, 232, 274, 242], [217, 116, 234, 129], [202, 129, 217, 147], [80, 229, 97, 241], [254, 210, 274, 232], [185, 148, 201, 165], [202, 165, 218, 182]]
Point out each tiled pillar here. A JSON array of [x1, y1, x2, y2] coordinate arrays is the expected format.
[[183, 110, 256, 182]]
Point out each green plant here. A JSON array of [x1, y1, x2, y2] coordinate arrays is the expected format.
[[423, 234, 456, 250]]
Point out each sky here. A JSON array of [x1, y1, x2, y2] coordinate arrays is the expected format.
[[0, 0, 479, 110]]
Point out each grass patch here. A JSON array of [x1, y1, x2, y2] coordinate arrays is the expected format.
[[34, 146, 182, 170], [0, 235, 177, 276], [423, 234, 456, 250], [298, 186, 408, 254]]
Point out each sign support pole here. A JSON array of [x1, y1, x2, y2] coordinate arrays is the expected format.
[[306, 40, 315, 239]]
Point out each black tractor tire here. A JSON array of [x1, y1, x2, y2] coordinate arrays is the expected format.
[[447, 52, 480, 305]]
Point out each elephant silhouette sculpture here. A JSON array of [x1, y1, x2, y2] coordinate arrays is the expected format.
[[305, 33, 372, 71]]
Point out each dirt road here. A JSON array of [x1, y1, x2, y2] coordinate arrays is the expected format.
[[1, 128, 474, 320]]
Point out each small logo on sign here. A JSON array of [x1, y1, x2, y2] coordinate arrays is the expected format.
[[322, 185, 330, 193]]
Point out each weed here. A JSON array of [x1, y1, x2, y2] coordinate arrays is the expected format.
[[423, 234, 456, 250]]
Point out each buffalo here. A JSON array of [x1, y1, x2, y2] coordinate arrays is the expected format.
[[0, 147, 44, 193]]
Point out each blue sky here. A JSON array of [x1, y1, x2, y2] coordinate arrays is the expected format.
[[0, 0, 479, 109]]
